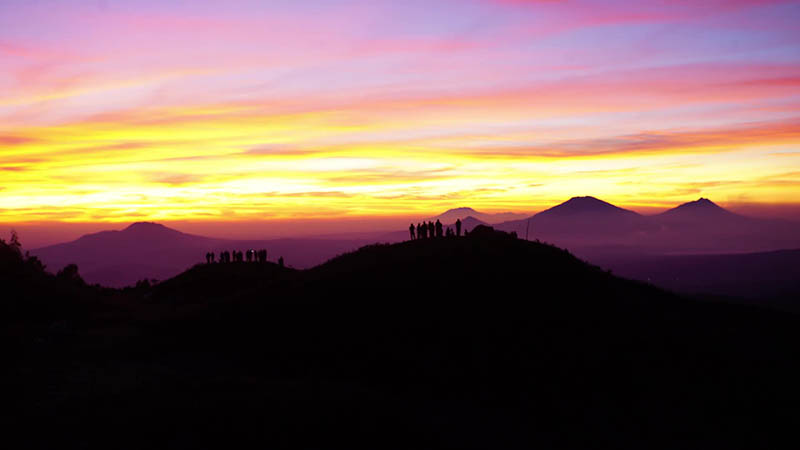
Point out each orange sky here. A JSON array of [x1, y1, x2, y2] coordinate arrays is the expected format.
[[1, 0, 799, 231]]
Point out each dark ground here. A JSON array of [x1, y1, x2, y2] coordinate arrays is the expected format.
[[4, 226, 800, 449]]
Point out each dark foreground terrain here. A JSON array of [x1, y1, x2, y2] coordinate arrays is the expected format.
[[4, 227, 800, 449]]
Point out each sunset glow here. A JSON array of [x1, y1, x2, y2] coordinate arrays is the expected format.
[[2, 0, 799, 224]]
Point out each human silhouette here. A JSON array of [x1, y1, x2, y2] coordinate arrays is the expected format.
[[278, 256, 284, 267], [428, 221, 435, 238], [420, 222, 427, 239], [416, 223, 422, 239], [409, 223, 415, 240], [455, 218, 462, 237], [246, 250, 253, 262], [435, 219, 443, 238]]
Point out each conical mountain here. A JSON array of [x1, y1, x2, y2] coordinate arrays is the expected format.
[[32, 222, 224, 287], [536, 196, 641, 218], [657, 198, 740, 220], [496, 196, 648, 238]]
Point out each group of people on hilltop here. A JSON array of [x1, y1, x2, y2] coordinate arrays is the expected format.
[[205, 249, 269, 264], [409, 218, 463, 240]]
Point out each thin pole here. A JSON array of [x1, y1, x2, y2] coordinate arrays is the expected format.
[[525, 218, 530, 241]]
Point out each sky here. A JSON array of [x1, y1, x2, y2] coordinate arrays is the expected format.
[[1, 0, 799, 239]]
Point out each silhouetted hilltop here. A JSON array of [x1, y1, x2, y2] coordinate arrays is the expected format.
[[6, 228, 800, 449], [152, 258, 296, 305]]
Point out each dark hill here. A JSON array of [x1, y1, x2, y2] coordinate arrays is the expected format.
[[6, 229, 800, 449]]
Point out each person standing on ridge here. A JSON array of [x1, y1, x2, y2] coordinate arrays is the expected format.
[[435, 219, 443, 238], [409, 223, 415, 240], [455, 218, 462, 237]]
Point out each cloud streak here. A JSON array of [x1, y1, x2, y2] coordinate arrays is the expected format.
[[0, 0, 799, 222]]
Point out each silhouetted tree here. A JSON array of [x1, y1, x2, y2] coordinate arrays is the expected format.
[[57, 263, 83, 284], [8, 229, 21, 256]]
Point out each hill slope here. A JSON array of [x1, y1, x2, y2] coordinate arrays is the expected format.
[[8, 227, 800, 449]]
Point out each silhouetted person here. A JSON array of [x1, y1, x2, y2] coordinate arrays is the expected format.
[[446, 227, 453, 237], [278, 256, 284, 267], [428, 221, 435, 238], [419, 222, 426, 239], [455, 218, 462, 236], [246, 250, 253, 262], [435, 219, 443, 238], [409, 223, 415, 240], [416, 223, 422, 239]]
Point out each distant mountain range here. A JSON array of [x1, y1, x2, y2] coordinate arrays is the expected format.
[[495, 196, 799, 253], [32, 222, 373, 287], [30, 196, 800, 288]]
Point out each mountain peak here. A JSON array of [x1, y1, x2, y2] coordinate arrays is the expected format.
[[685, 197, 717, 207], [124, 221, 172, 231], [659, 198, 740, 219], [443, 207, 478, 214], [539, 196, 639, 217]]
